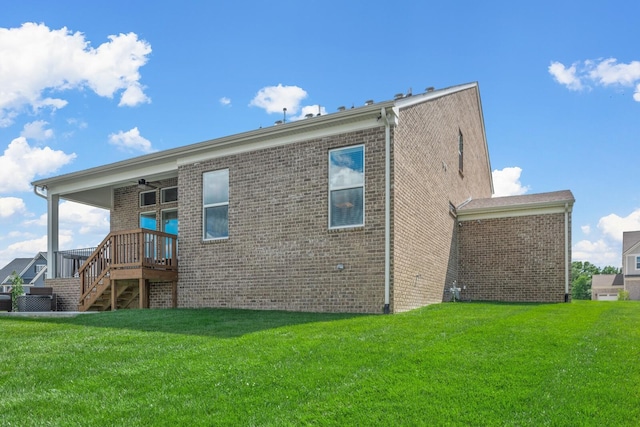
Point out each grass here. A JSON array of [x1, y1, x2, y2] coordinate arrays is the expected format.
[[0, 301, 638, 426]]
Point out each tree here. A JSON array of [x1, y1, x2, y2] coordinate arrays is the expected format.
[[570, 261, 622, 300]]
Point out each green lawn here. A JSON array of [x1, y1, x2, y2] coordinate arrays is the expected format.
[[1, 301, 638, 426]]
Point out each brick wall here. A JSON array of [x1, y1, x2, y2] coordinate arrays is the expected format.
[[46, 278, 81, 311], [112, 178, 178, 232], [458, 213, 570, 302], [176, 129, 387, 313], [392, 87, 493, 311]]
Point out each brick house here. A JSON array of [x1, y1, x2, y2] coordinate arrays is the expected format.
[[33, 82, 575, 313]]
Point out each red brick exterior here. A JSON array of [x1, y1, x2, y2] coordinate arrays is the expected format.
[[458, 213, 571, 302]]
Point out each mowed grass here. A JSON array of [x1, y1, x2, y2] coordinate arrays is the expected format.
[[1, 301, 638, 426]]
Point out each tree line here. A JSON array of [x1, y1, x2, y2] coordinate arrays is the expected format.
[[571, 261, 621, 300]]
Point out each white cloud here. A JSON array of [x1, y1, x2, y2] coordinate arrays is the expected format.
[[550, 58, 640, 101], [220, 97, 231, 106], [108, 127, 153, 153], [21, 120, 53, 141], [26, 201, 110, 236], [588, 58, 640, 86], [581, 225, 591, 235], [572, 239, 620, 268], [491, 167, 530, 197], [249, 84, 308, 114], [0, 22, 151, 126], [597, 208, 640, 242], [0, 137, 76, 193], [0, 232, 74, 267], [0, 197, 26, 218], [548, 62, 583, 90]]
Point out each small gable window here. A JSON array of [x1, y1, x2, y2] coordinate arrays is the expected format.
[[458, 130, 464, 174]]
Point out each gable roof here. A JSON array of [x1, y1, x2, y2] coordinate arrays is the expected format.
[[592, 273, 624, 288], [0, 258, 31, 284], [457, 190, 575, 221], [0, 253, 48, 285], [32, 82, 487, 210], [623, 231, 640, 254]]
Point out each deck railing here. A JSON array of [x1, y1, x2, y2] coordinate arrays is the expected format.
[[54, 247, 97, 278], [79, 229, 178, 299]]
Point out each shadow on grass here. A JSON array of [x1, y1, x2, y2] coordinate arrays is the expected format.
[[30, 308, 369, 338]]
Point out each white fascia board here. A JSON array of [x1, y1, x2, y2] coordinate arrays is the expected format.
[[177, 114, 386, 166], [33, 102, 393, 195], [44, 161, 178, 196], [624, 241, 640, 257], [458, 201, 573, 222], [394, 82, 478, 109]]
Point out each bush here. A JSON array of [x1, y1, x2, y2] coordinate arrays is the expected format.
[[618, 290, 630, 301], [10, 272, 24, 312]]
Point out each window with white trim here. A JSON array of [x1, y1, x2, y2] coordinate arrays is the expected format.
[[161, 187, 178, 204], [329, 145, 364, 229], [140, 190, 156, 207], [203, 169, 229, 240]]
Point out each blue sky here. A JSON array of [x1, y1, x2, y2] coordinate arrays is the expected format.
[[1, 0, 639, 268]]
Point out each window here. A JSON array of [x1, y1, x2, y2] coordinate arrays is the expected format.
[[161, 187, 178, 204], [140, 212, 157, 230], [636, 256, 640, 270], [458, 130, 464, 173], [162, 209, 178, 235], [35, 264, 45, 273], [140, 190, 156, 207], [329, 145, 364, 228], [203, 169, 229, 240]]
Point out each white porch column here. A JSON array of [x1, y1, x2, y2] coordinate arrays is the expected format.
[[47, 193, 60, 279]]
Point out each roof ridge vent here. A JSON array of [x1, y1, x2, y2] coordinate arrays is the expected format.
[[305, 113, 314, 119], [394, 93, 404, 100], [426, 86, 435, 92], [337, 106, 346, 111], [364, 99, 374, 106]]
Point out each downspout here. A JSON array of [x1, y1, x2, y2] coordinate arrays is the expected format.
[[382, 107, 392, 314], [564, 202, 570, 302]]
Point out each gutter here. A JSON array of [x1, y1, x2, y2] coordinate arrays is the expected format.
[[565, 202, 570, 301]]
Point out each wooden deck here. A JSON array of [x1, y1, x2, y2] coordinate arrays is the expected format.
[[78, 229, 178, 311]]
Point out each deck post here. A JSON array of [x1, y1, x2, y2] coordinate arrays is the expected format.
[[139, 278, 147, 309], [110, 280, 116, 311], [172, 281, 177, 308]]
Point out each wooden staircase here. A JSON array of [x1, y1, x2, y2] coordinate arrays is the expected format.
[[78, 229, 178, 311]]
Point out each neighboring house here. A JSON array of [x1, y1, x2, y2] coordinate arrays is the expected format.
[[591, 231, 640, 301], [32, 82, 575, 313], [591, 273, 624, 301], [0, 252, 48, 292], [621, 231, 640, 300]]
